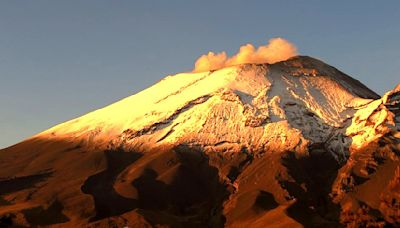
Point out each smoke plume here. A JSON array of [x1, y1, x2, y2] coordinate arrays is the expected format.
[[193, 38, 298, 72]]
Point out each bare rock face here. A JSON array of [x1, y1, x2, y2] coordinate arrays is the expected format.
[[0, 56, 398, 227]]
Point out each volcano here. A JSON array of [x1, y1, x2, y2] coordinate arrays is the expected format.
[[0, 56, 399, 227]]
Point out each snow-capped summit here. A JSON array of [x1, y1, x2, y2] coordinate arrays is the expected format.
[[39, 56, 378, 148]]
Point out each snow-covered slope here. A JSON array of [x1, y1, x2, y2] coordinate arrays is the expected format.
[[38, 56, 379, 151], [0, 56, 398, 227]]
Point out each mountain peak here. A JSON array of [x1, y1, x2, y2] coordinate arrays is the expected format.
[[0, 55, 399, 227]]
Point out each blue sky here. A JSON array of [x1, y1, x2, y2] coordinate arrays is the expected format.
[[1, 1, 399, 148]]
